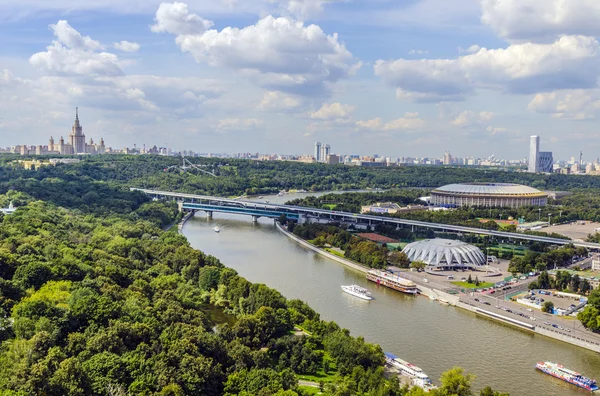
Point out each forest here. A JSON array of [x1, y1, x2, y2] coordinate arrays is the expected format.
[[5, 154, 600, 198], [0, 159, 509, 395]]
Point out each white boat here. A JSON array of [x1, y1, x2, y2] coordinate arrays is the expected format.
[[278, 192, 284, 196], [213, 226, 220, 233], [438, 299, 450, 306], [258, 196, 263, 199], [385, 353, 437, 392], [341, 285, 373, 300]]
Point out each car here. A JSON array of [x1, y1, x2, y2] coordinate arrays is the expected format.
[[474, 298, 480, 302], [482, 301, 491, 306], [506, 309, 513, 313], [551, 324, 559, 328], [544, 322, 551, 325], [489, 290, 496, 294], [565, 329, 571, 333], [461, 277, 467, 281]]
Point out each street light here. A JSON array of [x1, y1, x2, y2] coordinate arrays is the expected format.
[[548, 213, 552, 225], [538, 208, 542, 221]]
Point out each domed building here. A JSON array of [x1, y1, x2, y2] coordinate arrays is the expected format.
[[402, 239, 486, 269], [430, 183, 547, 208]]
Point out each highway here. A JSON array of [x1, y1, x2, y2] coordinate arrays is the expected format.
[[132, 188, 600, 250]]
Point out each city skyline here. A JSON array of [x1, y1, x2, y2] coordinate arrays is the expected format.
[[1, 1, 600, 157]]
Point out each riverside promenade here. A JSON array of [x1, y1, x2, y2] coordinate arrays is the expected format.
[[275, 221, 600, 353]]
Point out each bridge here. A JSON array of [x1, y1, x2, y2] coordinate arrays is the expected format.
[[132, 188, 600, 250]]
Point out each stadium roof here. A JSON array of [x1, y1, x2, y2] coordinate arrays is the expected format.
[[433, 183, 544, 196]]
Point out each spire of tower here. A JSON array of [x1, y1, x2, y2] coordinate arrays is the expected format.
[[76, 107, 79, 121]]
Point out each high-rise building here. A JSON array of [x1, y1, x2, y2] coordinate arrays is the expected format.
[[528, 135, 539, 173], [314, 142, 322, 162], [69, 107, 86, 154], [321, 144, 331, 162], [443, 151, 452, 165], [538, 152, 553, 173]]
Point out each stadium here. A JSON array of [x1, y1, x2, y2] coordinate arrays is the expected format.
[[402, 239, 486, 269], [430, 183, 547, 208]]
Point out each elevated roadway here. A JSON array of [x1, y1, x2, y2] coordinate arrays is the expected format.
[[131, 188, 600, 250]]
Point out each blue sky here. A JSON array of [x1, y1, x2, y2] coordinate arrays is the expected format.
[[0, 0, 599, 160]]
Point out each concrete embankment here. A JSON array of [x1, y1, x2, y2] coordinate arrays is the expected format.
[[275, 222, 369, 274], [177, 212, 194, 234]]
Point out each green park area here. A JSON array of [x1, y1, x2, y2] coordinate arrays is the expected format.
[[324, 247, 345, 258], [297, 352, 338, 384], [322, 204, 337, 210], [452, 281, 496, 289]]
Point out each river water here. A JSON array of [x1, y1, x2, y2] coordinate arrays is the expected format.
[[183, 191, 600, 396]]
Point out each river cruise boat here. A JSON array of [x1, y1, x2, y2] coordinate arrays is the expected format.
[[385, 353, 437, 392], [367, 270, 418, 295], [341, 285, 373, 300], [213, 226, 220, 233], [536, 362, 598, 391]]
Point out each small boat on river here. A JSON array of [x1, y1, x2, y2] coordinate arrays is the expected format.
[[214, 226, 220, 233], [341, 285, 373, 300]]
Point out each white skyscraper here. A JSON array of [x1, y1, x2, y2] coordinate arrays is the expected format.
[[529, 135, 539, 173], [314, 142, 322, 162]]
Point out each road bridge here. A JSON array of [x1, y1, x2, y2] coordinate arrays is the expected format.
[[131, 188, 600, 249]]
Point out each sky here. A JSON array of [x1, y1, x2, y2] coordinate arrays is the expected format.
[[0, 0, 599, 160]]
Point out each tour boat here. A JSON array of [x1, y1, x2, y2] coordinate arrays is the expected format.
[[536, 362, 598, 391], [366, 270, 418, 295], [438, 299, 450, 306], [385, 353, 437, 392], [341, 285, 373, 300], [213, 226, 220, 233]]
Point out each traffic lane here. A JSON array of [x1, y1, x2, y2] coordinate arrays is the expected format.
[[464, 294, 595, 341]]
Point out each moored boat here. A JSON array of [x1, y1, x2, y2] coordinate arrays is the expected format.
[[367, 270, 418, 295], [385, 353, 437, 392], [341, 285, 373, 300], [536, 362, 598, 391]]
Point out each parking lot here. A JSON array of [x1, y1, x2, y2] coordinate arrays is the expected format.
[[540, 221, 600, 241]]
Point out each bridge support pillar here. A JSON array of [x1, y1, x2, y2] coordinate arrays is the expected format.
[[206, 211, 213, 219], [252, 215, 260, 223]]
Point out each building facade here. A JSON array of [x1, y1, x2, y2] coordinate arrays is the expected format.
[[314, 142, 322, 162], [431, 183, 548, 208], [529, 135, 540, 173]]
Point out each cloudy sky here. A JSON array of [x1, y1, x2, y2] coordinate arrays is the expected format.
[[0, 0, 599, 159]]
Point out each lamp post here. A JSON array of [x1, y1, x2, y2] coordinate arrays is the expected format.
[[548, 213, 552, 225], [538, 208, 542, 221]]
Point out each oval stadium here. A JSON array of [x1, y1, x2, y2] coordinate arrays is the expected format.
[[402, 239, 486, 269], [430, 183, 547, 208]]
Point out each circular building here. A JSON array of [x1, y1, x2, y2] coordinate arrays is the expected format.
[[430, 183, 547, 208], [402, 239, 486, 269]]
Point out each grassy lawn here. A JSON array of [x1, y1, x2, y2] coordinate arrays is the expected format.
[[322, 204, 337, 210], [452, 281, 495, 289], [298, 386, 322, 394], [324, 248, 345, 258], [298, 352, 338, 384]]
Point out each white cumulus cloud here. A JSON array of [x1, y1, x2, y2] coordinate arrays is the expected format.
[[29, 20, 124, 76], [356, 112, 425, 131], [114, 40, 140, 52], [151, 2, 213, 35], [152, 2, 360, 97], [310, 102, 355, 120], [481, 0, 600, 42], [217, 118, 264, 130], [528, 90, 600, 120], [259, 91, 307, 112], [375, 35, 600, 102], [452, 110, 495, 127]]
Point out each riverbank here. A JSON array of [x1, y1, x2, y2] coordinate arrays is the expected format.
[[274, 221, 600, 353], [275, 222, 370, 274], [177, 211, 194, 234]]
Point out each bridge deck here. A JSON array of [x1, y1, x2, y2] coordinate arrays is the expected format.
[[131, 188, 600, 250]]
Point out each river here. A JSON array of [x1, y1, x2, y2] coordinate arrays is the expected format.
[[183, 191, 600, 396]]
